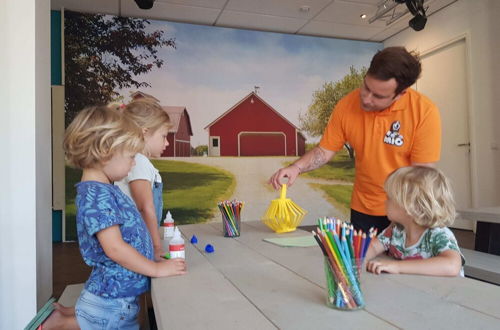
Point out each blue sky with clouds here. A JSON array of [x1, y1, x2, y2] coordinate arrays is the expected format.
[[120, 20, 381, 146]]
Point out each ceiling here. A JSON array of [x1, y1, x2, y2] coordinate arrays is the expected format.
[[51, 0, 457, 42]]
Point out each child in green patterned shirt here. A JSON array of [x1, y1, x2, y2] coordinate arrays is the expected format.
[[365, 166, 464, 276]]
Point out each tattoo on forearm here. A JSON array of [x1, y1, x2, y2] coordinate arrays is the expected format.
[[302, 148, 328, 172]]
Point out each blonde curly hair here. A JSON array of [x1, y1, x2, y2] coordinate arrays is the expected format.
[[384, 166, 457, 228], [63, 106, 144, 169]]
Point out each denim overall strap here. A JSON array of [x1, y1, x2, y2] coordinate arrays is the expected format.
[[152, 181, 163, 227]]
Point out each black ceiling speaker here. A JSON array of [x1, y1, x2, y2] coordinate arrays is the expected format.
[[134, 0, 155, 10]]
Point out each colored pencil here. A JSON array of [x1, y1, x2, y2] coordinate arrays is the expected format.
[[312, 218, 371, 309], [218, 200, 243, 237]]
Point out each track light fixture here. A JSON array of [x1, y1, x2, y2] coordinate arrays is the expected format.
[[134, 0, 155, 10], [368, 0, 428, 31], [405, 0, 427, 31]]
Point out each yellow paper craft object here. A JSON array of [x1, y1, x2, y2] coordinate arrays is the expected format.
[[262, 184, 307, 233]]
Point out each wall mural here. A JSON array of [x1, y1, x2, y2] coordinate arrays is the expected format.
[[64, 10, 381, 239]]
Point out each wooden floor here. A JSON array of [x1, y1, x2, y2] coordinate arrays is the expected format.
[[52, 228, 475, 299]]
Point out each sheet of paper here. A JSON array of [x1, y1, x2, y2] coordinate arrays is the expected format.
[[263, 235, 316, 247]]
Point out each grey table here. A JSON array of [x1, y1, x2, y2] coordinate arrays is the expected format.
[[459, 207, 500, 255], [152, 221, 500, 330]]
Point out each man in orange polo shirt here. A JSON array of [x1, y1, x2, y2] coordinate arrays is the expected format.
[[269, 47, 441, 233]]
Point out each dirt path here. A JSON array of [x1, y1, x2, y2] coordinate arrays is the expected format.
[[162, 157, 351, 226]]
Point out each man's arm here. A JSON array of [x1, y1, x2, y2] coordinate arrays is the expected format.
[[269, 146, 336, 189]]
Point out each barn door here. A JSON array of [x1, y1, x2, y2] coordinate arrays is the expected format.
[[416, 38, 472, 230], [209, 136, 220, 156], [239, 132, 286, 156]]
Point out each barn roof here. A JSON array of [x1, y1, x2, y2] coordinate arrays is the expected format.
[[204, 92, 299, 130], [163, 106, 193, 136]]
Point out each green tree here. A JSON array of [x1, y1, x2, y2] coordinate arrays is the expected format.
[[299, 66, 367, 158], [64, 10, 176, 125], [193, 145, 208, 156]]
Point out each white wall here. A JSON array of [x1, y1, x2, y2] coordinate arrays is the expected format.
[[385, 0, 500, 207], [0, 0, 52, 328]]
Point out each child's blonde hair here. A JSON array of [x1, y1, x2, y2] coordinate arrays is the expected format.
[[63, 106, 144, 169], [123, 99, 171, 132], [384, 166, 457, 228]]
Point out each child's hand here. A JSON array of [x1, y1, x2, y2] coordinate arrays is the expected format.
[[155, 258, 187, 277], [154, 247, 167, 261], [366, 259, 400, 275]]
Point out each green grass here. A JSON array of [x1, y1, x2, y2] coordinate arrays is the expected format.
[[311, 183, 353, 217], [65, 160, 234, 241], [151, 160, 235, 225]]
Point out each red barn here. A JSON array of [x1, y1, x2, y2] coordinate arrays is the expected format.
[[130, 91, 193, 157], [161, 106, 193, 157], [205, 92, 306, 156]]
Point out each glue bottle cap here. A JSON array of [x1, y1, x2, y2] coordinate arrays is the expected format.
[[205, 244, 214, 253], [164, 211, 174, 222]]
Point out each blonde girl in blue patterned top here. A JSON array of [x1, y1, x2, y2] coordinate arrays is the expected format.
[[63, 106, 186, 329], [365, 166, 464, 276]]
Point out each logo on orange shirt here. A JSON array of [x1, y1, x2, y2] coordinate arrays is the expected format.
[[384, 121, 404, 146]]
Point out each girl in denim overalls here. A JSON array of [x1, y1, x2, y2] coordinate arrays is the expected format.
[[63, 106, 186, 329], [115, 99, 172, 261]]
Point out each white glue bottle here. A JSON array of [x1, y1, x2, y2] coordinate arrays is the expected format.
[[162, 211, 175, 240], [169, 227, 185, 259]]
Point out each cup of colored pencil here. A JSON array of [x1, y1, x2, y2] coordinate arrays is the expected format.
[[312, 217, 377, 310], [218, 200, 244, 237]]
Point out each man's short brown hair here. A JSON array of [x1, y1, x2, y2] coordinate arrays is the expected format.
[[367, 47, 422, 95]]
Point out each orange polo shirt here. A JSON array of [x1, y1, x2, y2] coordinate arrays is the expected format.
[[319, 88, 441, 216]]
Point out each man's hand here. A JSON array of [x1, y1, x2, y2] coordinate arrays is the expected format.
[[268, 165, 301, 190], [268, 146, 336, 190]]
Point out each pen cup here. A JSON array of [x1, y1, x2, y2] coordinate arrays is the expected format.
[[222, 214, 240, 237], [324, 257, 365, 310], [218, 200, 243, 238]]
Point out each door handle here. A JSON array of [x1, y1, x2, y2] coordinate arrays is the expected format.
[[457, 143, 470, 147]]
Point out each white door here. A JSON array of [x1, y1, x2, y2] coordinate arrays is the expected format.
[[209, 136, 220, 156], [416, 39, 472, 230]]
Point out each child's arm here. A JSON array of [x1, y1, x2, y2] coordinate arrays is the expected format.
[[96, 225, 186, 277], [129, 179, 164, 260], [364, 237, 385, 262], [366, 249, 462, 276]]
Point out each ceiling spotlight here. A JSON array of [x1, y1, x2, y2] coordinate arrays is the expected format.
[[409, 13, 427, 31], [360, 14, 367, 19], [134, 0, 155, 10], [405, 0, 427, 31]]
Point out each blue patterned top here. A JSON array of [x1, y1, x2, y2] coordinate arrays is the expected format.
[[76, 181, 154, 298]]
